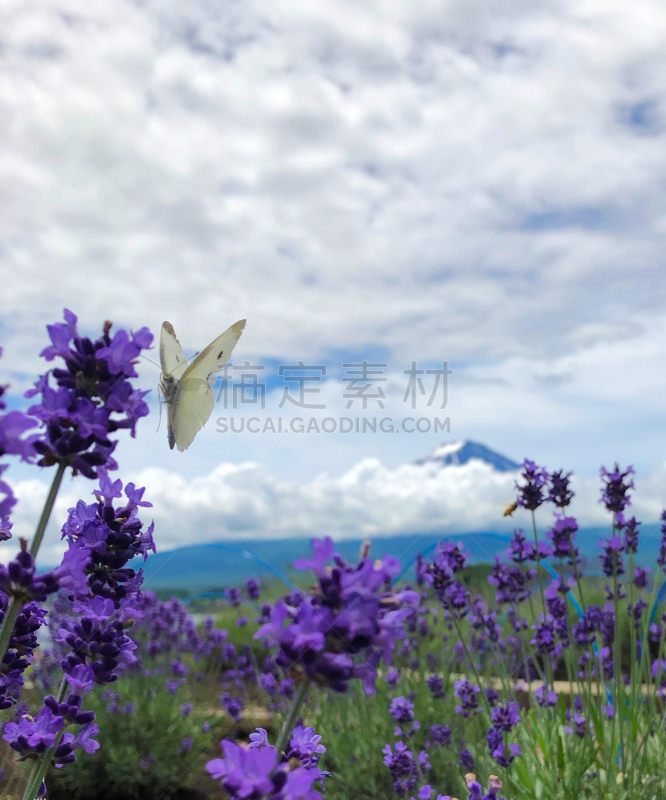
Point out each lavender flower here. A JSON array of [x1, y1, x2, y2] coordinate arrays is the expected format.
[[423, 542, 469, 600], [545, 516, 580, 565], [26, 310, 152, 478], [458, 747, 475, 771], [383, 741, 418, 796], [426, 724, 451, 747], [227, 587, 242, 608], [390, 696, 420, 737], [60, 475, 155, 605], [56, 595, 139, 685], [506, 530, 534, 564], [599, 536, 624, 578], [466, 774, 506, 800], [454, 679, 482, 718], [490, 701, 520, 731], [572, 605, 602, 646], [599, 464, 634, 515], [634, 566, 650, 589], [515, 459, 548, 511], [385, 667, 400, 689], [249, 728, 269, 749], [285, 725, 326, 768], [488, 558, 534, 605], [255, 538, 416, 695], [0, 538, 88, 603], [426, 675, 445, 699], [485, 687, 499, 707], [530, 614, 557, 656], [206, 740, 278, 798], [564, 711, 589, 738], [220, 692, 244, 721], [535, 685, 558, 707], [619, 515, 640, 554], [548, 469, 574, 507]]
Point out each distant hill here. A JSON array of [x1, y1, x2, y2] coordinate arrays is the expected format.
[[69, 437, 659, 592], [140, 525, 661, 591], [414, 440, 521, 472], [139, 532, 512, 590]]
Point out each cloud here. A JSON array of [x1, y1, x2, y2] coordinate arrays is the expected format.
[[1, 0, 666, 553], [6, 450, 666, 570], [1, 0, 666, 376]]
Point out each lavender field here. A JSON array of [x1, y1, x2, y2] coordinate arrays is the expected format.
[[0, 312, 665, 800]]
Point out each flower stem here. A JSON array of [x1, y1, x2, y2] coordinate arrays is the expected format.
[[531, 511, 547, 613], [30, 462, 67, 558], [275, 677, 310, 755], [0, 597, 23, 668], [0, 463, 68, 667], [21, 678, 68, 800]]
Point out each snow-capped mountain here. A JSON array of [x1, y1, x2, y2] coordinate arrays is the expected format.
[[414, 439, 520, 472]]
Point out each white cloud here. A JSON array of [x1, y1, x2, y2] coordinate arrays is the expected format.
[[1, 0, 666, 371], [1, 0, 666, 542], [5, 451, 666, 569]]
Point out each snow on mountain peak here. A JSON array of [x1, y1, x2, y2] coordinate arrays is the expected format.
[[414, 439, 520, 472]]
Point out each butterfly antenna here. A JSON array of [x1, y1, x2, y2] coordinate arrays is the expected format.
[[139, 353, 162, 370]]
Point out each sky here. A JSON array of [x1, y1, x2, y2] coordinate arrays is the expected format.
[[2, 0, 666, 564]]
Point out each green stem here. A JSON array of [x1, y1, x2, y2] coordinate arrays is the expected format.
[[627, 550, 638, 781], [451, 617, 494, 727], [0, 463, 67, 668], [275, 677, 310, 755], [30, 462, 67, 558], [612, 549, 625, 776], [0, 597, 24, 667], [22, 678, 68, 800], [531, 511, 547, 615], [567, 532, 586, 612], [531, 511, 552, 686]]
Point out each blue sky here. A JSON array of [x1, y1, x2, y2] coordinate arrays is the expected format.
[[2, 0, 666, 562]]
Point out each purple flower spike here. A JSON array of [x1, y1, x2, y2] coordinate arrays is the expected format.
[[548, 469, 574, 507], [599, 463, 634, 514], [458, 747, 475, 771], [26, 310, 153, 478], [546, 516, 580, 564], [515, 459, 548, 511], [255, 539, 414, 695], [294, 536, 335, 577], [75, 722, 100, 754], [206, 739, 278, 798], [454, 679, 482, 718], [286, 724, 326, 768], [64, 665, 95, 696], [248, 728, 269, 749], [383, 741, 418, 796], [599, 536, 624, 578]]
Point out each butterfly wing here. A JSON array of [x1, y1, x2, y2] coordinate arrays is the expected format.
[[160, 322, 189, 379], [172, 377, 215, 451], [181, 319, 246, 382], [172, 319, 246, 451]]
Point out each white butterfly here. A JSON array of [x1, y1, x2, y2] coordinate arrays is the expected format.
[[159, 319, 246, 451]]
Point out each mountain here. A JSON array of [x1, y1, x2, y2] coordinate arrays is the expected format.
[[414, 439, 520, 472], [139, 526, 663, 592], [139, 532, 513, 591]]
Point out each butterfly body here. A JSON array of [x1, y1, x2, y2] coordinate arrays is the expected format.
[[159, 319, 246, 451]]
